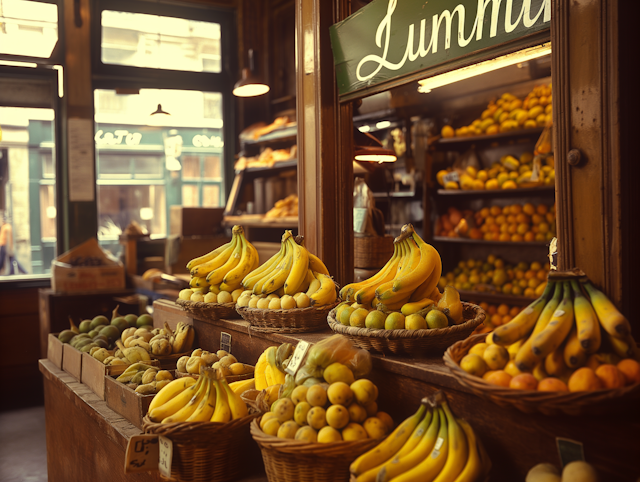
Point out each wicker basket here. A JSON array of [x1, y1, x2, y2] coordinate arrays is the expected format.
[[327, 302, 485, 356], [237, 300, 341, 333], [142, 413, 259, 482], [175, 364, 254, 382], [443, 333, 640, 416], [354, 235, 394, 269], [176, 299, 239, 320], [250, 416, 379, 482]]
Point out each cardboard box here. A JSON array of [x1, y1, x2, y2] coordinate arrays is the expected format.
[[52, 238, 125, 293], [62, 344, 83, 380], [104, 365, 170, 429], [170, 206, 224, 236], [47, 334, 64, 369]]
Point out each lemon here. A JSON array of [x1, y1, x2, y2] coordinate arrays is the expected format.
[[342, 423, 368, 441], [204, 292, 218, 303], [291, 385, 309, 405], [306, 385, 328, 407], [405, 314, 427, 330], [326, 405, 350, 429], [469, 342, 489, 357], [295, 426, 318, 443], [268, 298, 282, 310], [257, 298, 270, 309], [426, 310, 448, 329], [483, 345, 509, 370], [363, 417, 388, 439], [349, 308, 369, 328], [277, 420, 300, 439], [365, 310, 387, 330], [294, 402, 312, 426], [347, 403, 367, 424], [281, 295, 296, 310], [231, 289, 245, 302], [263, 418, 281, 436], [307, 406, 327, 430], [327, 381, 354, 406], [323, 363, 355, 385], [444, 181, 459, 190], [384, 312, 406, 330], [339, 307, 355, 326], [460, 353, 487, 377], [317, 426, 342, 443], [441, 125, 454, 138]]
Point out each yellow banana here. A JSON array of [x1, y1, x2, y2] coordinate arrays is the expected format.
[[606, 332, 639, 360], [211, 379, 231, 423], [290, 269, 315, 296], [229, 378, 255, 395], [515, 282, 563, 371], [408, 256, 442, 303], [261, 239, 294, 294], [386, 231, 440, 298], [452, 419, 482, 482], [350, 404, 426, 476], [308, 251, 330, 275], [365, 408, 439, 482], [531, 282, 574, 358], [185, 374, 217, 422], [266, 346, 286, 385], [563, 326, 587, 369], [354, 248, 403, 305], [190, 276, 210, 288], [190, 236, 238, 277], [221, 377, 249, 419], [343, 243, 401, 300], [306, 273, 322, 297], [264, 365, 275, 387], [492, 281, 554, 346], [431, 402, 468, 482], [148, 376, 204, 422], [375, 294, 413, 313], [148, 377, 197, 413], [570, 280, 601, 353], [242, 235, 288, 290], [310, 273, 337, 306], [582, 280, 631, 338], [401, 298, 435, 316], [389, 408, 449, 482], [254, 352, 269, 390], [221, 230, 258, 291], [206, 235, 244, 284], [161, 377, 209, 423], [284, 237, 309, 295], [544, 341, 570, 378], [186, 238, 234, 270]]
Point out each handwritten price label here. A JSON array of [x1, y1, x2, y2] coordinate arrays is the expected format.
[[124, 435, 159, 473], [220, 332, 232, 354], [442, 171, 460, 184], [158, 436, 173, 478], [556, 437, 584, 468], [285, 340, 310, 376]]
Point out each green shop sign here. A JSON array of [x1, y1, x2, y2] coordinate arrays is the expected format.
[[330, 0, 550, 98]]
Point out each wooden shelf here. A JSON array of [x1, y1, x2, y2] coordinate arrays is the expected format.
[[242, 124, 297, 147], [223, 215, 298, 229], [433, 236, 549, 248], [237, 158, 298, 179], [434, 127, 544, 150], [457, 289, 535, 306], [435, 186, 555, 198]]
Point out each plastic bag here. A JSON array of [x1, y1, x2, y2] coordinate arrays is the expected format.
[[353, 178, 378, 236], [295, 334, 372, 385]]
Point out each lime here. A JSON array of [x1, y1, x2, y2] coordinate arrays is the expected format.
[[384, 312, 406, 330], [405, 314, 427, 330], [426, 310, 449, 329], [349, 308, 369, 328], [339, 307, 355, 326], [365, 310, 387, 330]]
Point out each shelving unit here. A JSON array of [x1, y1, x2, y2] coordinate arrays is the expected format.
[[434, 127, 544, 150], [457, 290, 536, 306], [435, 186, 555, 198], [222, 215, 298, 229], [432, 236, 548, 248]]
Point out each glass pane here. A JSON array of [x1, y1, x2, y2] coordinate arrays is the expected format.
[[101, 11, 221, 73], [0, 107, 56, 277], [182, 185, 199, 207], [202, 184, 220, 207], [203, 155, 221, 179], [97, 185, 166, 240], [97, 155, 131, 178], [182, 156, 200, 179], [134, 156, 163, 178], [0, 0, 58, 58]]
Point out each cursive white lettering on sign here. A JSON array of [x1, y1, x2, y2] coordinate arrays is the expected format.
[[192, 135, 224, 148], [95, 129, 142, 146], [355, 0, 550, 82]]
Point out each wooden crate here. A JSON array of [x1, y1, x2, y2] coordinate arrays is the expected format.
[[62, 344, 83, 380], [81, 352, 113, 400], [104, 365, 166, 429], [47, 334, 65, 369]]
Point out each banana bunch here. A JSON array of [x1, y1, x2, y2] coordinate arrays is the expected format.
[[88, 346, 128, 366], [114, 363, 174, 392], [341, 224, 443, 314], [351, 392, 487, 482], [181, 225, 259, 304], [177, 348, 253, 378], [254, 344, 294, 390], [147, 366, 249, 424], [238, 231, 336, 307], [459, 272, 639, 391]]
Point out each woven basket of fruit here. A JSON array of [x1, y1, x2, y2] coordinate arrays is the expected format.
[[175, 299, 239, 320], [237, 299, 341, 333], [250, 416, 379, 482], [444, 333, 640, 416], [354, 234, 394, 269], [142, 367, 262, 482], [327, 302, 485, 356]]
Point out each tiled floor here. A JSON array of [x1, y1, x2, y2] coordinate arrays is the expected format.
[[0, 406, 48, 482]]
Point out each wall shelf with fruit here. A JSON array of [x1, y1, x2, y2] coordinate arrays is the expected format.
[[435, 127, 544, 151], [433, 236, 548, 248], [435, 185, 554, 198]]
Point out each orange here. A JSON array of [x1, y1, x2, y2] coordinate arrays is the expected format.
[[485, 216, 496, 226], [502, 180, 517, 189], [528, 277, 542, 289], [523, 203, 535, 215], [516, 223, 529, 235], [518, 279, 529, 289], [499, 223, 510, 233], [516, 213, 531, 224], [538, 222, 550, 234], [485, 179, 499, 190], [497, 304, 509, 316], [545, 212, 555, 224], [531, 214, 544, 225], [524, 232, 535, 242], [494, 259, 504, 269], [479, 207, 490, 218], [536, 204, 549, 215], [510, 204, 523, 215], [524, 270, 536, 280], [483, 233, 493, 241], [511, 234, 523, 242], [489, 206, 501, 216], [538, 377, 569, 392], [511, 286, 523, 296], [535, 233, 546, 242], [524, 287, 536, 298], [617, 359, 640, 385], [595, 364, 626, 389], [515, 270, 524, 280], [483, 370, 512, 387], [501, 315, 512, 324], [490, 232, 500, 241], [510, 373, 538, 390], [490, 224, 500, 233], [487, 305, 497, 315], [509, 306, 520, 317], [508, 223, 518, 234], [536, 270, 547, 281], [502, 206, 511, 215], [490, 314, 503, 326], [499, 233, 511, 242], [479, 302, 489, 312], [568, 367, 604, 392], [506, 214, 517, 224], [495, 215, 506, 225]]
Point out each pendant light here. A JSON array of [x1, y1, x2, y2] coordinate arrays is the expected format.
[[353, 128, 397, 164], [233, 49, 270, 97]]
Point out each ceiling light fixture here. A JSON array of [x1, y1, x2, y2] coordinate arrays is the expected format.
[[233, 49, 270, 97], [418, 42, 551, 93], [354, 146, 397, 163]]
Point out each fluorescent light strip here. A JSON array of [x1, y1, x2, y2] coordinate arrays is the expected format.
[[418, 42, 551, 93]]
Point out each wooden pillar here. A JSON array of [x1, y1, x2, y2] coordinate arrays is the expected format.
[[296, 0, 354, 285]]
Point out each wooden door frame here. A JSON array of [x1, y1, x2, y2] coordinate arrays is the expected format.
[[297, 0, 629, 321]]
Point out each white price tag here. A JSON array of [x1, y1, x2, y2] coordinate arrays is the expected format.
[[124, 435, 159, 473], [353, 208, 368, 234], [285, 340, 310, 376], [220, 332, 232, 353], [158, 436, 173, 478], [442, 171, 460, 184]]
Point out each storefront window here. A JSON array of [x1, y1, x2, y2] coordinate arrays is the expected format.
[[101, 11, 221, 73], [0, 107, 56, 276], [0, 0, 58, 58]]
